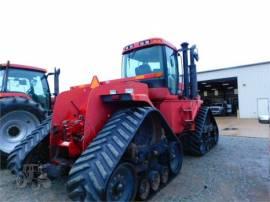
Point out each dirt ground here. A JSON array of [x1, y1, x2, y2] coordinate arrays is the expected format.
[[0, 118, 269, 202], [216, 117, 269, 138]]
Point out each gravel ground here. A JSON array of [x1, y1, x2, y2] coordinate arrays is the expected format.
[[0, 136, 269, 202]]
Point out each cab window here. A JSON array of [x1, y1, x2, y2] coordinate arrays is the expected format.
[[6, 68, 50, 109], [122, 46, 164, 77]]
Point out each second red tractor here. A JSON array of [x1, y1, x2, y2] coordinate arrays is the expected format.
[[0, 62, 60, 159], [8, 38, 218, 201]]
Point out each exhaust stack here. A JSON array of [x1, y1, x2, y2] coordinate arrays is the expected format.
[[180, 43, 199, 99]]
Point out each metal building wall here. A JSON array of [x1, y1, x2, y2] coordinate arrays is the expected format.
[[197, 62, 270, 118]]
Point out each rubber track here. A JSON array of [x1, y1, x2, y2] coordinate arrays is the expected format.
[[187, 106, 218, 156], [7, 116, 51, 175], [67, 107, 157, 201]]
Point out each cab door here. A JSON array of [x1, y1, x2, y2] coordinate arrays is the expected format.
[[165, 46, 178, 95]]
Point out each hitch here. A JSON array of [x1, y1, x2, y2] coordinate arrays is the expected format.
[[41, 163, 69, 179]]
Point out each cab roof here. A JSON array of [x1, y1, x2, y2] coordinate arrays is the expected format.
[[122, 37, 178, 54], [0, 63, 47, 73]]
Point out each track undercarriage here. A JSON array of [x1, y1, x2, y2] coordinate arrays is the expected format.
[[7, 106, 218, 201]]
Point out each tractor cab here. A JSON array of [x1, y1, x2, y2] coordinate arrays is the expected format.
[[122, 38, 179, 95], [0, 63, 60, 110], [122, 38, 200, 99]]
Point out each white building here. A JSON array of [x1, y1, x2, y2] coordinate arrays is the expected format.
[[197, 61, 270, 118]]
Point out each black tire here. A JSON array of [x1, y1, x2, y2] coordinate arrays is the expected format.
[[7, 116, 51, 176], [0, 97, 46, 158]]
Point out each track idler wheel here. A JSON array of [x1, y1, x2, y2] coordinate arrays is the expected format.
[[169, 142, 183, 175], [137, 177, 150, 200], [160, 166, 169, 184], [106, 163, 137, 202], [148, 170, 160, 192]]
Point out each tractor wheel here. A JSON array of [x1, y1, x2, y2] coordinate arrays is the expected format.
[[7, 116, 51, 176], [185, 107, 219, 156], [0, 97, 46, 158], [67, 107, 183, 202], [105, 163, 137, 201]]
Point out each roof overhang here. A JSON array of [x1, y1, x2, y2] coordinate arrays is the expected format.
[[122, 37, 177, 54], [0, 63, 47, 73]]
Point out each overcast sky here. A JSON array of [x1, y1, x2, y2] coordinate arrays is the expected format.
[[0, 0, 269, 90]]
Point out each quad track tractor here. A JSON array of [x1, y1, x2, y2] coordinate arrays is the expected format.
[[7, 38, 218, 201], [0, 62, 60, 158]]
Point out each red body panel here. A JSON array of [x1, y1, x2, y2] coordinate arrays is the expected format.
[[157, 99, 202, 133], [51, 79, 151, 157]]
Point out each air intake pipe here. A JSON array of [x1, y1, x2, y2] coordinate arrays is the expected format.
[[189, 45, 199, 99], [180, 42, 199, 99]]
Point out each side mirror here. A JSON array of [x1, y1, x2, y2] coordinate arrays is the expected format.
[[190, 45, 199, 61], [54, 68, 60, 96]]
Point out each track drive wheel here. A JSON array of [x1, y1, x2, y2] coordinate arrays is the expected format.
[[106, 163, 137, 201]]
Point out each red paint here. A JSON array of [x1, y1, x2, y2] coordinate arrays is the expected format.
[[0, 63, 47, 73]]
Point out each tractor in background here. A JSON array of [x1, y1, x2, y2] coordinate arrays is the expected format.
[[8, 38, 218, 201], [0, 61, 60, 159]]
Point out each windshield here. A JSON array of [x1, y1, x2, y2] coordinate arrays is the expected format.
[[6, 68, 50, 109], [0, 69, 4, 91], [122, 46, 164, 78]]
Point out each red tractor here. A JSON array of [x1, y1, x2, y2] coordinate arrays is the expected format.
[[0, 62, 60, 158], [7, 38, 218, 201]]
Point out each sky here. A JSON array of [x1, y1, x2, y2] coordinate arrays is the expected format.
[[0, 0, 269, 91]]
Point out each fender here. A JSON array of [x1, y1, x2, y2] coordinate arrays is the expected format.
[[50, 79, 154, 156], [83, 81, 153, 150], [0, 92, 31, 99]]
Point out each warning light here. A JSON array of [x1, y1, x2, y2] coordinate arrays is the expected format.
[[90, 76, 100, 89]]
